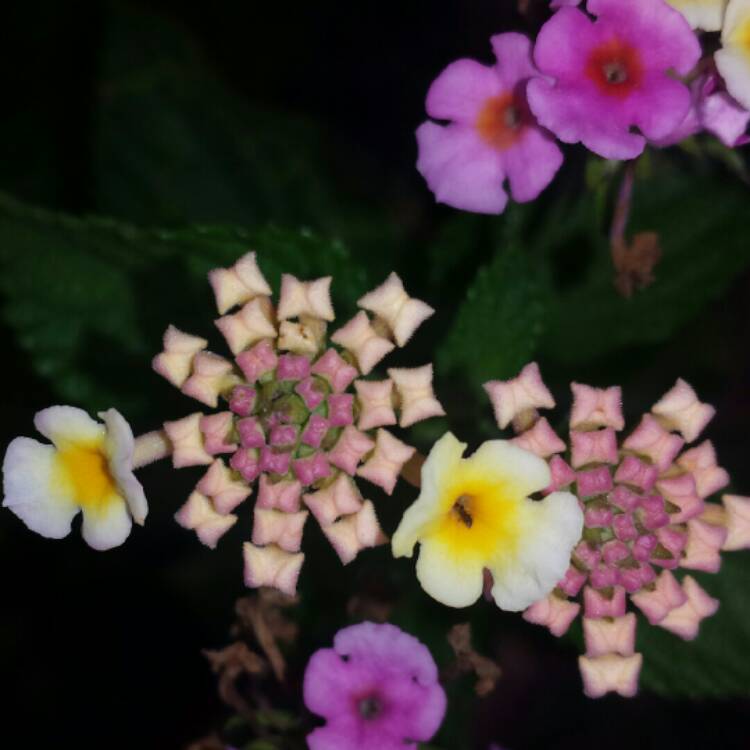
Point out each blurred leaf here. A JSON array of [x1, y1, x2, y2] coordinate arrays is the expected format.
[[638, 553, 750, 698], [0, 192, 367, 419]]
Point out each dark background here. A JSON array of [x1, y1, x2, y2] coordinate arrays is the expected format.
[[1, 2, 749, 748]]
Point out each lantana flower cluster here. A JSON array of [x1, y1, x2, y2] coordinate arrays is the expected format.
[[153, 252, 444, 596], [417, 0, 750, 214], [483, 363, 750, 698]]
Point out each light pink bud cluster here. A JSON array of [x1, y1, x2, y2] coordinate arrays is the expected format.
[[492, 363, 748, 698], [155, 252, 442, 596]]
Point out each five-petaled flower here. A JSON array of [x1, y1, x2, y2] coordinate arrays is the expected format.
[[391, 432, 583, 610], [303, 621, 446, 750], [2, 406, 148, 550]]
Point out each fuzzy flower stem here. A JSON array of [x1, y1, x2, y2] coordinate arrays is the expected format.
[[609, 161, 636, 255], [133, 430, 172, 469]]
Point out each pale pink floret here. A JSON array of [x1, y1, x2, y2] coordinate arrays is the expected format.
[[656, 525, 688, 559], [327, 394, 355, 428], [652, 379, 715, 443], [682, 519, 727, 573], [357, 273, 435, 347], [523, 593, 581, 637], [174, 491, 237, 549], [569, 383, 624, 431], [293, 453, 332, 485], [257, 474, 302, 513], [331, 311, 395, 375], [181, 351, 236, 408], [354, 379, 397, 431], [208, 251, 272, 315], [630, 569, 687, 624], [304, 473, 364, 527], [544, 455, 577, 494], [311, 348, 358, 393], [578, 654, 642, 699], [388, 365, 445, 428], [252, 508, 309, 553], [278, 317, 327, 356], [164, 413, 213, 467], [277, 274, 335, 322], [200, 412, 237, 455], [512, 417, 566, 458], [357, 429, 416, 495], [656, 474, 704, 524], [583, 613, 636, 658], [235, 339, 278, 383], [677, 441, 730, 498], [321, 500, 387, 564], [197, 459, 251, 515], [623, 414, 684, 473], [583, 586, 626, 618], [658, 576, 719, 640], [301, 414, 329, 449], [483, 362, 555, 430], [570, 428, 618, 468], [577, 466, 613, 497], [327, 426, 376, 475], [722, 495, 750, 551], [614, 455, 658, 492], [152, 325, 208, 388], [215, 297, 276, 355], [243, 542, 304, 596]]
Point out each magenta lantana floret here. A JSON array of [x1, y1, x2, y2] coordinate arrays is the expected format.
[[485, 362, 750, 698], [527, 0, 702, 159], [152, 252, 443, 596]]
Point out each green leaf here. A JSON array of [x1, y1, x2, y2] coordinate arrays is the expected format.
[[638, 552, 750, 698], [0, 192, 367, 419]]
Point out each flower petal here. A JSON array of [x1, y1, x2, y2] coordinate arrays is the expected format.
[[425, 58, 503, 123], [416, 534, 485, 607], [80, 494, 133, 551], [34, 405, 105, 447]]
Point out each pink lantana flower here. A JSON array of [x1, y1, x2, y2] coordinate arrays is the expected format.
[[528, 0, 702, 159], [303, 621, 446, 750], [416, 33, 563, 215]]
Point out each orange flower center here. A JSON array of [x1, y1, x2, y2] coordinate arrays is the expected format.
[[586, 39, 643, 98], [476, 92, 525, 150]]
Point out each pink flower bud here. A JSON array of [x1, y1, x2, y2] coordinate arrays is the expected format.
[[301, 414, 329, 449], [631, 570, 687, 624], [614, 455, 658, 492], [583, 586, 626, 618], [652, 378, 715, 443], [578, 653, 642, 699], [295, 376, 326, 410], [327, 393, 354, 427], [293, 453, 332, 485], [619, 563, 655, 594], [611, 485, 640, 512], [321, 500, 387, 564], [612, 512, 638, 542], [200, 412, 237, 455], [388, 364, 445, 428], [682, 519, 727, 573], [656, 526, 687, 559], [623, 414, 684, 473], [583, 613, 636, 658], [229, 385, 256, 417], [257, 474, 302, 513], [252, 508, 308, 553], [215, 297, 276, 355], [523, 594, 581, 637], [575, 541, 602, 570], [196, 459, 251, 515], [303, 473, 364, 527], [657, 576, 719, 640], [208, 251, 272, 314], [512, 417, 566, 458], [638, 495, 670, 530], [278, 317, 327, 356], [174, 491, 237, 549], [242, 542, 304, 596], [327, 426, 375, 475], [483, 362, 555, 430], [164, 413, 213, 468], [570, 428, 618, 468], [602, 540, 630, 566], [277, 274, 335, 322], [357, 429, 415, 495], [677, 440, 730, 498], [590, 565, 619, 589], [235, 339, 278, 383], [277, 353, 311, 381], [311, 348, 358, 392], [230, 448, 261, 483], [152, 325, 208, 388], [270, 424, 299, 448], [569, 383, 624, 431], [576, 466, 613, 497], [585, 506, 613, 528], [722, 495, 750, 551], [544, 455, 576, 494], [656, 474, 704, 524], [259, 447, 291, 475], [237, 417, 266, 449], [354, 379, 397, 431], [558, 566, 588, 597], [357, 272, 434, 346], [331, 311, 395, 375], [632, 534, 658, 562], [181, 352, 236, 408]]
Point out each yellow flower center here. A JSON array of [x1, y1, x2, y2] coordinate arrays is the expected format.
[[56, 440, 118, 511], [732, 17, 750, 58]]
